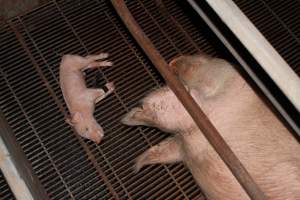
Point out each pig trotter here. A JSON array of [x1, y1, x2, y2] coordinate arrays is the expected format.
[[121, 107, 144, 126], [84, 53, 113, 70], [121, 107, 157, 126], [85, 52, 109, 61], [134, 137, 182, 172], [84, 60, 113, 70], [93, 82, 115, 104]]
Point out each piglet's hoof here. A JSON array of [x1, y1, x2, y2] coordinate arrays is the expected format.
[[94, 82, 115, 104]]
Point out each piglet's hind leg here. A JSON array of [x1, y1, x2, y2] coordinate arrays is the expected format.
[[84, 60, 112, 70], [90, 82, 115, 104], [83, 53, 112, 70], [135, 137, 182, 172], [85, 53, 109, 61]]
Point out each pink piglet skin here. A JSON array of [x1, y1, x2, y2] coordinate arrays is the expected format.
[[60, 53, 115, 144]]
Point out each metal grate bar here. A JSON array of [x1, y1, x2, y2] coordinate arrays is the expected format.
[[0, 0, 267, 199], [0, 170, 16, 200]]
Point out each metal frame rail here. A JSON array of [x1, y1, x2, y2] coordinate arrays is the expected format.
[[111, 0, 267, 199]]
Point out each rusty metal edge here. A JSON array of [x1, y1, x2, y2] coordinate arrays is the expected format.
[[110, 0, 267, 199], [0, 110, 49, 200]]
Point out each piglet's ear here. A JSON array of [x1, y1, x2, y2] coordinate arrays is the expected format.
[[65, 113, 81, 126], [71, 112, 82, 124], [64, 112, 83, 127]]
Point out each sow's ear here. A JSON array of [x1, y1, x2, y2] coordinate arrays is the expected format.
[[121, 106, 156, 127]]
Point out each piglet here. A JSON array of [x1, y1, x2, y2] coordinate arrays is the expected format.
[[121, 54, 300, 200], [60, 53, 114, 144]]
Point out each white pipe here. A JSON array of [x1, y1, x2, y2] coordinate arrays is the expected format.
[[187, 0, 300, 135], [205, 0, 300, 112], [0, 138, 34, 200]]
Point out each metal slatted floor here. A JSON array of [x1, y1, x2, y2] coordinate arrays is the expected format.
[[233, 0, 300, 75], [0, 0, 215, 199], [0, 171, 15, 200], [0, 0, 299, 199]]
